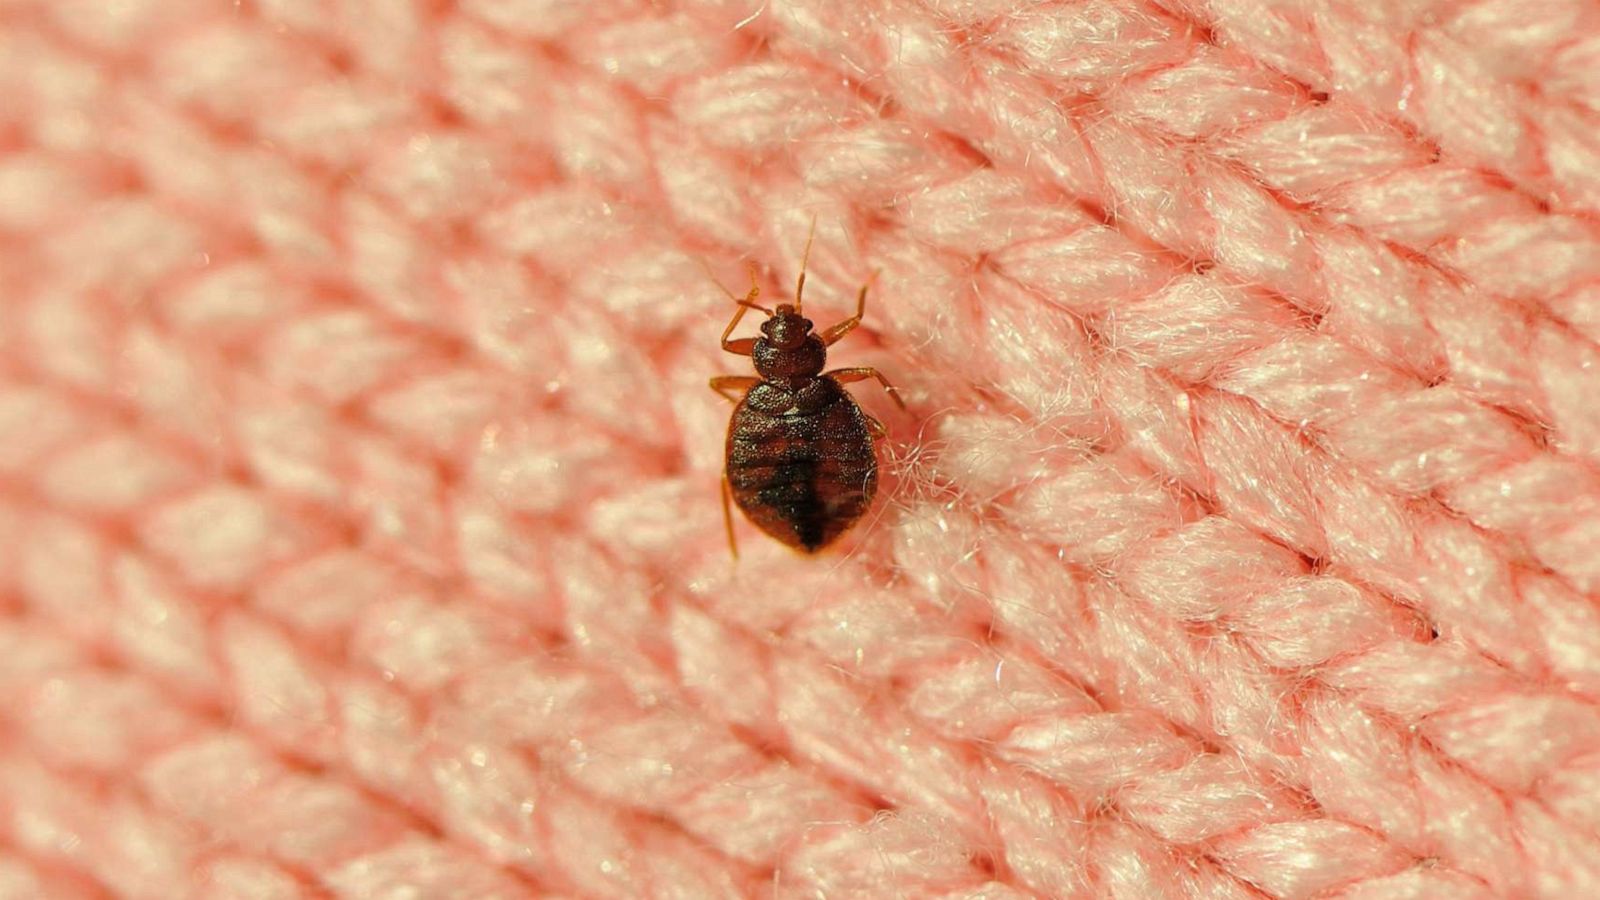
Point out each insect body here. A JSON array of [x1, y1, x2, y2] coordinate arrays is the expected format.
[[710, 240, 904, 555]]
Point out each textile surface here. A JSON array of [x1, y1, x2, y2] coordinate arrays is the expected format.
[[2, 0, 1600, 897]]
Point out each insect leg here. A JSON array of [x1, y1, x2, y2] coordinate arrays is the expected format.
[[827, 366, 907, 410], [709, 375, 760, 402], [719, 263, 764, 356], [721, 472, 739, 559], [863, 411, 887, 439], [820, 270, 879, 346]]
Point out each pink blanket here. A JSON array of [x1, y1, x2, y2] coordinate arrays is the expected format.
[[2, 0, 1599, 896]]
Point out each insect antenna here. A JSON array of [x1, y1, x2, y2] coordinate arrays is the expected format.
[[795, 214, 817, 314]]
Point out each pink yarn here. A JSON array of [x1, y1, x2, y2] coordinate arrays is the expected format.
[[2, 0, 1599, 896]]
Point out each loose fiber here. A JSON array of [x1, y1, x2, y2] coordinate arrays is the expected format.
[[1, 0, 1598, 897]]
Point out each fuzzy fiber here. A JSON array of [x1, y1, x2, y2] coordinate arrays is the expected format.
[[2, 0, 1600, 898]]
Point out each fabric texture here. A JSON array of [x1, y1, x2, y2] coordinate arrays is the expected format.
[[2, 0, 1600, 897]]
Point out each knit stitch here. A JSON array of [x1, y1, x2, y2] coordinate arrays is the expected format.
[[1, 1, 1598, 897]]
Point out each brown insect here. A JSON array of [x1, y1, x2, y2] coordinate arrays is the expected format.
[[709, 233, 904, 555]]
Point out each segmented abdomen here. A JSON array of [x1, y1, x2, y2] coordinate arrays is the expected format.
[[726, 391, 877, 552]]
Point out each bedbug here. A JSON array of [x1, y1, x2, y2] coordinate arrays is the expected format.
[[709, 233, 904, 556]]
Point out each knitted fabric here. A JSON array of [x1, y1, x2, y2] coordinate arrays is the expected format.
[[2, 0, 1599, 897]]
